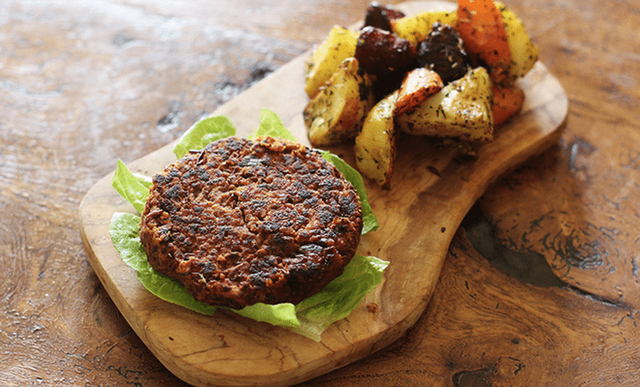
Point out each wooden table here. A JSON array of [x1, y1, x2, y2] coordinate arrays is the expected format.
[[1, 0, 638, 385]]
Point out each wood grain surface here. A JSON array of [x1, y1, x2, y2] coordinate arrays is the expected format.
[[1, 0, 639, 386], [78, 1, 568, 383]]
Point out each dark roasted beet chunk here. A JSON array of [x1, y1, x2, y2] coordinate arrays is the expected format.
[[355, 26, 418, 97], [417, 22, 469, 84], [363, 2, 405, 32]]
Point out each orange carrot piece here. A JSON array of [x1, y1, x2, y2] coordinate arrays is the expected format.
[[394, 67, 444, 116], [492, 83, 524, 126], [457, 0, 511, 84]]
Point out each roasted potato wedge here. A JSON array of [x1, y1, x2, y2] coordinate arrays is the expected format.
[[497, 2, 539, 81], [396, 67, 494, 142], [304, 57, 375, 147], [391, 10, 458, 47], [395, 67, 444, 116], [304, 25, 359, 99], [354, 91, 399, 189]]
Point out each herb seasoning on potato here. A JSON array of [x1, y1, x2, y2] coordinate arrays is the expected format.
[[303, 0, 540, 188]]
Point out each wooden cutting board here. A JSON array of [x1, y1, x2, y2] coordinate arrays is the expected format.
[[79, 2, 568, 386]]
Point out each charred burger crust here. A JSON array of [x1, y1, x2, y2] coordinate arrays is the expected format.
[[139, 136, 363, 309]]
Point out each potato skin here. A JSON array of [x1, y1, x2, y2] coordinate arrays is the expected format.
[[497, 2, 539, 81], [354, 91, 399, 189], [391, 9, 458, 47], [396, 67, 494, 143], [303, 58, 375, 147], [304, 25, 359, 99]]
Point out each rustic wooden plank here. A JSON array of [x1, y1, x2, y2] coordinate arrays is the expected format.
[[79, 2, 568, 385], [4, 0, 638, 385]]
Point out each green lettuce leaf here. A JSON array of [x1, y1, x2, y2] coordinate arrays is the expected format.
[[248, 108, 298, 142], [109, 212, 218, 316], [109, 110, 387, 340], [233, 302, 299, 328], [109, 212, 385, 336], [109, 212, 302, 324], [112, 160, 151, 214], [173, 116, 236, 159], [108, 212, 149, 272], [293, 255, 388, 341]]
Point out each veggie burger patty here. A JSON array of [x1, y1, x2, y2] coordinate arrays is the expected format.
[[139, 136, 364, 309]]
